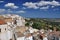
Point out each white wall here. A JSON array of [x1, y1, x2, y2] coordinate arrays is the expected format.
[[0, 24, 8, 40], [16, 17, 25, 26], [0, 24, 8, 32], [16, 20, 23, 26], [25, 36, 33, 40], [0, 32, 8, 40], [7, 30, 13, 40], [0, 24, 13, 40], [16, 37, 25, 40]]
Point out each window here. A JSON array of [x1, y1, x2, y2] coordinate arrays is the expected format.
[[14, 20, 17, 24], [0, 29, 1, 32], [5, 28, 6, 30]]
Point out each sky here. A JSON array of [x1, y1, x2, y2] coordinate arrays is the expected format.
[[0, 0, 60, 18]]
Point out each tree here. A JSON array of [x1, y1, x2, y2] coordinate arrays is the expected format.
[[25, 22, 30, 27], [32, 22, 41, 29]]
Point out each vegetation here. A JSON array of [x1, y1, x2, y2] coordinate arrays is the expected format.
[[25, 18, 60, 31]]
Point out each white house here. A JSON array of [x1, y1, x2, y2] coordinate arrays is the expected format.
[[0, 24, 8, 40], [0, 24, 13, 40], [16, 17, 25, 26], [25, 33, 33, 40], [28, 27, 39, 33], [28, 27, 34, 33], [0, 20, 13, 40], [0, 14, 26, 40], [6, 14, 25, 26]]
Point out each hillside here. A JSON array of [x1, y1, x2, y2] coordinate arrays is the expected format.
[[25, 18, 60, 30]]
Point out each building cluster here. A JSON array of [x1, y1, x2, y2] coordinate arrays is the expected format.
[[0, 14, 60, 40], [0, 14, 39, 40], [0, 14, 25, 40]]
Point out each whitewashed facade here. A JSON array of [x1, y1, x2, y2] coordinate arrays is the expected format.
[[16, 17, 25, 26], [16, 37, 25, 40], [25, 36, 33, 40], [0, 14, 26, 40], [0, 24, 13, 40]]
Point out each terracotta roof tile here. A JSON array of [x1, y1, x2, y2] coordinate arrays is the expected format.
[[0, 20, 6, 25]]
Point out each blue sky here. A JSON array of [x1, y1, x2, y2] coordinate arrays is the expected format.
[[0, 0, 60, 18]]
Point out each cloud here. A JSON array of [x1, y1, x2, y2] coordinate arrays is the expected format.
[[0, 1, 4, 3], [22, 7, 26, 9], [0, 9, 6, 13], [23, 2, 39, 9], [51, 6, 55, 8], [37, 1, 51, 6], [37, 1, 60, 6], [7, 9, 13, 13], [51, 1, 60, 6], [40, 6, 49, 9], [23, 0, 60, 9], [0, 9, 25, 14], [5, 3, 19, 9], [16, 10, 25, 13], [0, 9, 5, 12], [0, 9, 13, 14]]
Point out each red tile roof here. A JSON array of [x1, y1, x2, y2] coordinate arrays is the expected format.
[[0, 20, 6, 25]]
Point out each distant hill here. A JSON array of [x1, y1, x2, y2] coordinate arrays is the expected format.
[[42, 18, 60, 22]]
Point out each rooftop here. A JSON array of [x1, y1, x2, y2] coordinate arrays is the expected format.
[[0, 20, 6, 25], [15, 26, 28, 33], [25, 33, 32, 38], [15, 32, 24, 37]]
